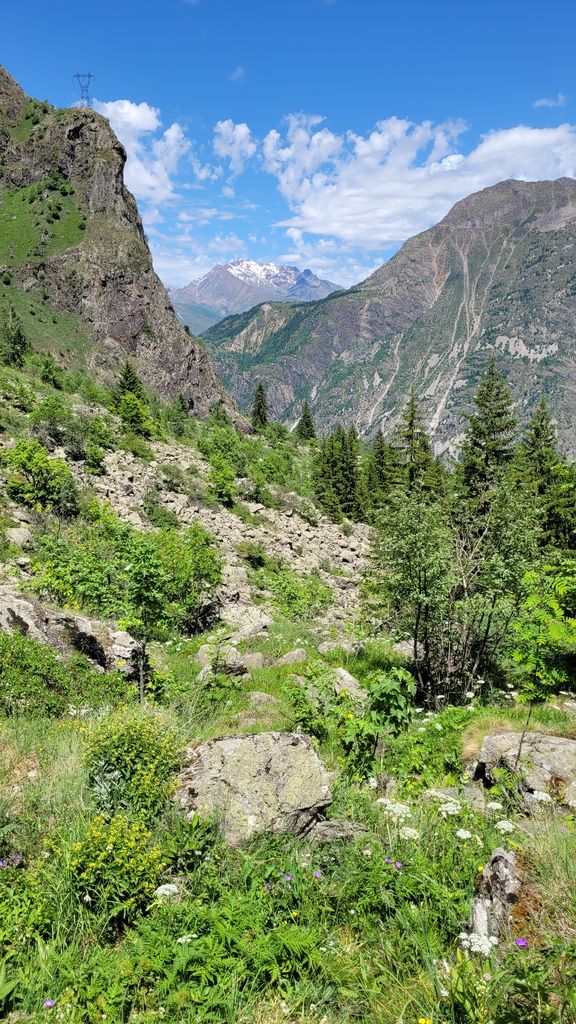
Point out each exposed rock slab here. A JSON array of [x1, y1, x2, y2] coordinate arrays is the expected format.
[[475, 731, 576, 809], [472, 848, 521, 939], [173, 731, 333, 846]]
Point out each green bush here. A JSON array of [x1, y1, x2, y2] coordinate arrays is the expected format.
[[119, 393, 154, 438], [84, 441, 106, 475], [84, 706, 181, 818], [1, 437, 79, 516], [0, 632, 128, 716], [68, 814, 165, 921], [253, 561, 332, 619], [119, 431, 153, 461]]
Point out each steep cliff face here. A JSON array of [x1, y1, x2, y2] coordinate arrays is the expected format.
[[0, 66, 236, 419], [204, 178, 576, 450]]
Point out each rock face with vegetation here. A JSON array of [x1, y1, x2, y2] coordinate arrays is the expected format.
[[204, 178, 576, 451], [0, 66, 235, 419]]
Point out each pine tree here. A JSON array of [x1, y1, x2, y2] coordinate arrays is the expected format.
[[363, 430, 401, 510], [251, 384, 269, 431], [0, 305, 30, 368], [520, 398, 559, 494], [114, 361, 147, 406], [519, 398, 576, 548], [461, 357, 517, 495], [397, 388, 433, 490], [295, 400, 316, 441]]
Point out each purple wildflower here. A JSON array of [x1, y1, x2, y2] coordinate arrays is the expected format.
[[284, 874, 293, 882], [314, 870, 323, 879], [384, 857, 393, 863], [11, 853, 23, 866], [43, 1000, 55, 1008], [0, 860, 8, 868], [515, 938, 528, 947], [395, 861, 403, 869], [263, 882, 273, 891]]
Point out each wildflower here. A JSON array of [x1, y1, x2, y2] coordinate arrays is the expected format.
[[384, 857, 393, 863], [435, 723, 443, 731], [368, 776, 378, 789], [495, 819, 515, 834], [284, 873, 293, 882], [459, 931, 498, 956], [314, 869, 323, 879], [83, 893, 92, 903], [439, 802, 460, 817], [486, 800, 503, 811], [515, 938, 528, 947], [417, 727, 426, 733], [465, 691, 475, 699], [263, 881, 273, 891], [43, 1000, 56, 1009], [11, 853, 23, 866], [395, 861, 403, 869], [477, 865, 485, 872], [0, 860, 8, 868], [531, 790, 552, 803], [362, 847, 373, 857], [418, 1018, 433, 1024], [176, 933, 198, 943], [483, 972, 492, 981], [375, 798, 411, 821], [455, 828, 472, 840], [399, 826, 421, 840]]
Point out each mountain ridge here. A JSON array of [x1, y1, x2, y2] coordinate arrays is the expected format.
[[0, 65, 239, 421], [170, 258, 341, 333], [203, 177, 576, 451]]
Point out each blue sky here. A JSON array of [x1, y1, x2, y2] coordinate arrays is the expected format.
[[3, 0, 576, 287]]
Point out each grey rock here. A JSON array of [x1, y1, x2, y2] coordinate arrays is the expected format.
[[6, 526, 33, 548], [276, 648, 307, 666], [331, 666, 366, 705], [317, 639, 362, 655], [306, 819, 369, 843], [173, 731, 333, 846], [472, 848, 521, 939], [475, 731, 576, 809]]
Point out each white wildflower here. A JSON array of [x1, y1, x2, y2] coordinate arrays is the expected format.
[[459, 931, 499, 956], [368, 777, 378, 790], [486, 801, 503, 811], [361, 847, 373, 857], [83, 893, 92, 903], [495, 819, 516, 834], [417, 727, 426, 733], [455, 828, 472, 840], [465, 691, 475, 699], [176, 933, 198, 944], [439, 802, 461, 817], [375, 798, 411, 821], [435, 723, 443, 731], [531, 790, 552, 803], [414, 708, 424, 714], [399, 826, 421, 840]]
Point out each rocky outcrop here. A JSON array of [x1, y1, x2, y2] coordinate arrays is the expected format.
[[0, 580, 139, 676], [475, 731, 576, 810], [471, 848, 521, 940], [0, 65, 239, 422], [204, 178, 576, 453], [173, 731, 333, 846]]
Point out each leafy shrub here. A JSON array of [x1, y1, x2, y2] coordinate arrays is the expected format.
[[143, 487, 180, 529], [119, 393, 154, 438], [208, 453, 237, 507], [32, 508, 222, 635], [253, 560, 332, 619], [1, 438, 79, 516], [84, 706, 181, 818], [69, 814, 165, 920], [380, 705, 474, 794], [119, 431, 153, 461], [0, 632, 128, 716], [84, 441, 105, 475]]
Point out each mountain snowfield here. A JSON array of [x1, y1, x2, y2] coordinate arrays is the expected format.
[[169, 259, 342, 333]]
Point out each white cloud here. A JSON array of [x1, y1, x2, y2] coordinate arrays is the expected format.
[[534, 93, 567, 108], [150, 231, 246, 287], [213, 119, 257, 174], [262, 115, 576, 248], [229, 66, 245, 83]]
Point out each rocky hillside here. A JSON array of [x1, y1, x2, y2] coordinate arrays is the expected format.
[[0, 66, 236, 420], [204, 178, 576, 451], [171, 259, 341, 334]]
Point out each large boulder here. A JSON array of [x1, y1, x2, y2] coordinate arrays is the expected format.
[[173, 731, 333, 846], [471, 848, 521, 940], [475, 731, 576, 809]]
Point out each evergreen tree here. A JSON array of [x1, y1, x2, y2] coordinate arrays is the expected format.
[[363, 430, 401, 511], [397, 388, 433, 490], [295, 400, 316, 441], [251, 384, 269, 431], [119, 393, 153, 437], [520, 398, 559, 494], [114, 361, 147, 406], [461, 357, 517, 495], [519, 398, 576, 548], [0, 305, 30, 368]]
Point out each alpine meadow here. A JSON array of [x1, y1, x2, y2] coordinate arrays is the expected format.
[[2, 3, 576, 1023]]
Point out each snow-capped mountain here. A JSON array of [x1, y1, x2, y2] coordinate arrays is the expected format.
[[170, 260, 342, 333]]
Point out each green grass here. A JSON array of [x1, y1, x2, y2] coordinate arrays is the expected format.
[[0, 180, 86, 268], [0, 284, 94, 362]]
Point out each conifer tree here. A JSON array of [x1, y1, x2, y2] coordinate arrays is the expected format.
[[519, 398, 576, 548], [0, 305, 30, 368], [295, 400, 316, 441], [520, 398, 559, 494], [397, 387, 433, 490], [115, 361, 147, 406], [461, 357, 517, 495], [251, 384, 269, 431]]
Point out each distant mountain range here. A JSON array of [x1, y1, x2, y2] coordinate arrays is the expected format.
[[170, 259, 342, 333], [202, 178, 576, 454]]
